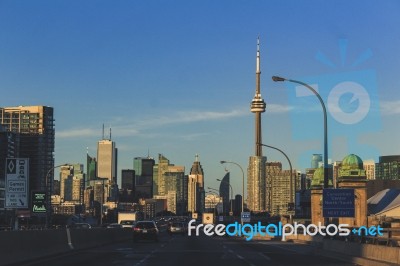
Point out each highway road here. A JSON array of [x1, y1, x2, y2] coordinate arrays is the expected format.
[[13, 231, 357, 266]]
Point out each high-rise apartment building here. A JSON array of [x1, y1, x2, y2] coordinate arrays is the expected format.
[[363, 159, 375, 180], [0, 106, 55, 200], [247, 38, 267, 212], [97, 139, 117, 184], [266, 162, 282, 212], [376, 155, 400, 180], [218, 172, 230, 215], [188, 155, 205, 214]]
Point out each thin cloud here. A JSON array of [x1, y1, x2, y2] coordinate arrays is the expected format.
[[56, 128, 99, 138], [267, 104, 293, 113], [56, 108, 248, 139], [381, 100, 400, 115], [56, 105, 291, 139]]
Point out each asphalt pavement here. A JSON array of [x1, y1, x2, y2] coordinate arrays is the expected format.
[[13, 230, 358, 266]]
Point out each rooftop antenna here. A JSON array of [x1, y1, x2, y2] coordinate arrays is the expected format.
[[109, 126, 112, 140], [102, 124, 105, 140], [147, 148, 150, 158]]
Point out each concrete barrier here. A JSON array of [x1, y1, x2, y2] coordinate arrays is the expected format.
[[322, 239, 400, 265], [0, 228, 131, 265]]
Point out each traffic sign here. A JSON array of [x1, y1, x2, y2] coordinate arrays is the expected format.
[[323, 189, 355, 217], [5, 158, 29, 209], [241, 212, 251, 223]]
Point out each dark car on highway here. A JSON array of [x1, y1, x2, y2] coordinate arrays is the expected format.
[[133, 221, 159, 242]]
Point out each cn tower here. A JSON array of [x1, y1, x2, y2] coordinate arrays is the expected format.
[[251, 37, 266, 155], [247, 37, 267, 212]]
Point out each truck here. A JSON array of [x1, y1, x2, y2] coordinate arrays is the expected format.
[[118, 211, 144, 228]]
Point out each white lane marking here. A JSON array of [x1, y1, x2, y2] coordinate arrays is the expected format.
[[258, 252, 271, 261], [236, 254, 256, 266], [134, 249, 157, 266], [66, 228, 74, 250], [257, 242, 301, 253]]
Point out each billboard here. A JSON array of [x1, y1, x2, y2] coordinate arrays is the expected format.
[[5, 158, 29, 209], [31, 191, 47, 213]]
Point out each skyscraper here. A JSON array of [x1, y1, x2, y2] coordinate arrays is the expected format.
[[97, 138, 117, 184], [153, 154, 171, 196], [86, 153, 97, 186], [218, 171, 230, 215], [0, 106, 55, 199], [59, 164, 84, 202], [188, 154, 205, 214], [247, 38, 267, 212], [153, 154, 187, 215], [134, 156, 155, 199], [265, 162, 282, 212], [311, 154, 323, 169]]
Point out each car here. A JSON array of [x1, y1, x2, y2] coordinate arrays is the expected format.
[[168, 222, 187, 235], [107, 223, 123, 229], [120, 220, 136, 229], [133, 221, 159, 242]]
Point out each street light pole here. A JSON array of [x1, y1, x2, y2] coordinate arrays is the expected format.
[[45, 164, 68, 229], [272, 76, 329, 189], [216, 178, 233, 216], [258, 143, 294, 221], [220, 161, 245, 224]]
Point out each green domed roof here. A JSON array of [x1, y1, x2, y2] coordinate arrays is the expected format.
[[342, 154, 363, 170], [311, 167, 333, 188]]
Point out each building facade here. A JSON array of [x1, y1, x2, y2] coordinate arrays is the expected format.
[[59, 164, 84, 203], [134, 157, 155, 200], [97, 139, 117, 184], [86, 153, 97, 186], [187, 154, 205, 215], [248, 156, 266, 211], [0, 126, 19, 212], [375, 155, 400, 180], [0, 106, 55, 202], [266, 162, 282, 212], [218, 172, 230, 215]]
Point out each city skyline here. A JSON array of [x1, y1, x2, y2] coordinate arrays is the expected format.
[[1, 1, 400, 194]]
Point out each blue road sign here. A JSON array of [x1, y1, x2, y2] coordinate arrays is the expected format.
[[323, 189, 355, 218]]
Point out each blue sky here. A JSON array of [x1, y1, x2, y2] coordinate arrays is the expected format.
[[1, 1, 399, 194]]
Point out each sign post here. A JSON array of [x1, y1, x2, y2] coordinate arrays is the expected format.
[[5, 158, 29, 209]]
